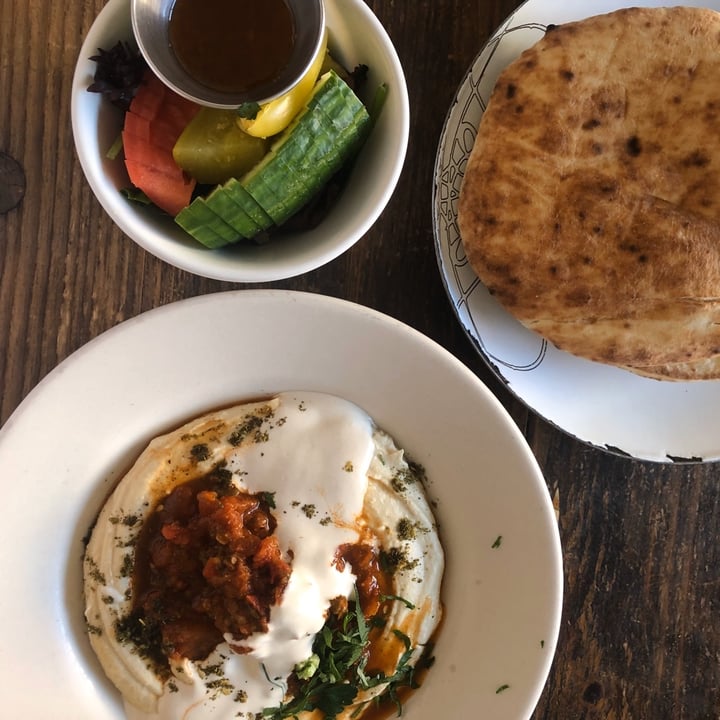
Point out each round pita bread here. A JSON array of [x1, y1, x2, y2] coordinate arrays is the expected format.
[[458, 7, 720, 377], [624, 354, 720, 382]]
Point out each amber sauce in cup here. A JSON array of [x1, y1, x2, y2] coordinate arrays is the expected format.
[[168, 0, 295, 95]]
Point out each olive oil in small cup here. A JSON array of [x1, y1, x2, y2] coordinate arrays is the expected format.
[[131, 0, 325, 108]]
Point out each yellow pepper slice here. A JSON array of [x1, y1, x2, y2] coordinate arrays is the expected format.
[[238, 29, 329, 138]]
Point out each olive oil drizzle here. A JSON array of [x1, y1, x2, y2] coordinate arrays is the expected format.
[[168, 0, 295, 94]]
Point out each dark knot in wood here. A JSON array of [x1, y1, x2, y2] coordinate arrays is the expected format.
[[0, 152, 26, 214]]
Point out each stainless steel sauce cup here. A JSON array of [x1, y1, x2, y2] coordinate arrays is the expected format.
[[131, 0, 326, 108]]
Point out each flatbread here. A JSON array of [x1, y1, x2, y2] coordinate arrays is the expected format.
[[458, 7, 720, 377], [624, 354, 720, 382]]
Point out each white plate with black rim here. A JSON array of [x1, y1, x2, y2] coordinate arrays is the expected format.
[[433, 0, 720, 463], [0, 290, 562, 719]]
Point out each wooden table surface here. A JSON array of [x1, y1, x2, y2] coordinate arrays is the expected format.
[[1, 0, 719, 718]]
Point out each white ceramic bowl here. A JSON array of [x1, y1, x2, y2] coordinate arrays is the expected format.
[[0, 290, 562, 719], [71, 0, 409, 282]]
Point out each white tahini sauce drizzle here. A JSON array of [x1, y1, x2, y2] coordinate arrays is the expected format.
[[125, 391, 376, 720]]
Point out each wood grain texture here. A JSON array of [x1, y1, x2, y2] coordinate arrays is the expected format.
[[1, 1, 718, 719]]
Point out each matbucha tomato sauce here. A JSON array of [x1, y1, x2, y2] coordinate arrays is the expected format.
[[334, 542, 391, 619], [129, 468, 391, 666], [131, 470, 289, 661]]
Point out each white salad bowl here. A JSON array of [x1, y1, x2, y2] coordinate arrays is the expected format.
[[71, 0, 409, 282]]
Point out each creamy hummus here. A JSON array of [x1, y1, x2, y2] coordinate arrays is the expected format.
[[83, 391, 444, 719]]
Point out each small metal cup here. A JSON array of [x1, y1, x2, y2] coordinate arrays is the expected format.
[[131, 0, 325, 108]]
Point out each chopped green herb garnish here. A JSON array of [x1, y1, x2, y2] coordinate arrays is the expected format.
[[113, 612, 167, 673], [261, 592, 421, 720], [86, 623, 103, 636], [379, 546, 418, 574], [295, 654, 320, 680], [206, 677, 235, 697], [85, 556, 106, 585], [228, 413, 266, 446], [260, 491, 277, 509], [236, 101, 261, 120], [208, 465, 235, 494], [119, 552, 134, 578], [396, 517, 415, 540], [491, 535, 503, 549], [106, 134, 123, 160], [120, 187, 152, 205], [380, 593, 416, 610], [496, 684, 510, 694]]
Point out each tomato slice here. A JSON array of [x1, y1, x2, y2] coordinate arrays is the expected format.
[[124, 159, 195, 216], [122, 69, 201, 215]]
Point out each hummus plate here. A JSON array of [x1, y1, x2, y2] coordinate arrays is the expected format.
[[0, 290, 561, 719], [433, 0, 720, 462]]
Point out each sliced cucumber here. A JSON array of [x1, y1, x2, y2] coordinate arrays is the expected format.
[[308, 74, 371, 160], [175, 201, 232, 248], [224, 178, 274, 230], [242, 114, 339, 222], [274, 72, 368, 174], [243, 168, 299, 225], [266, 151, 320, 209], [319, 105, 370, 166], [175, 199, 240, 248], [204, 185, 258, 239], [306, 73, 365, 128], [175, 70, 372, 245], [239, 71, 368, 223], [286, 113, 343, 177]]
